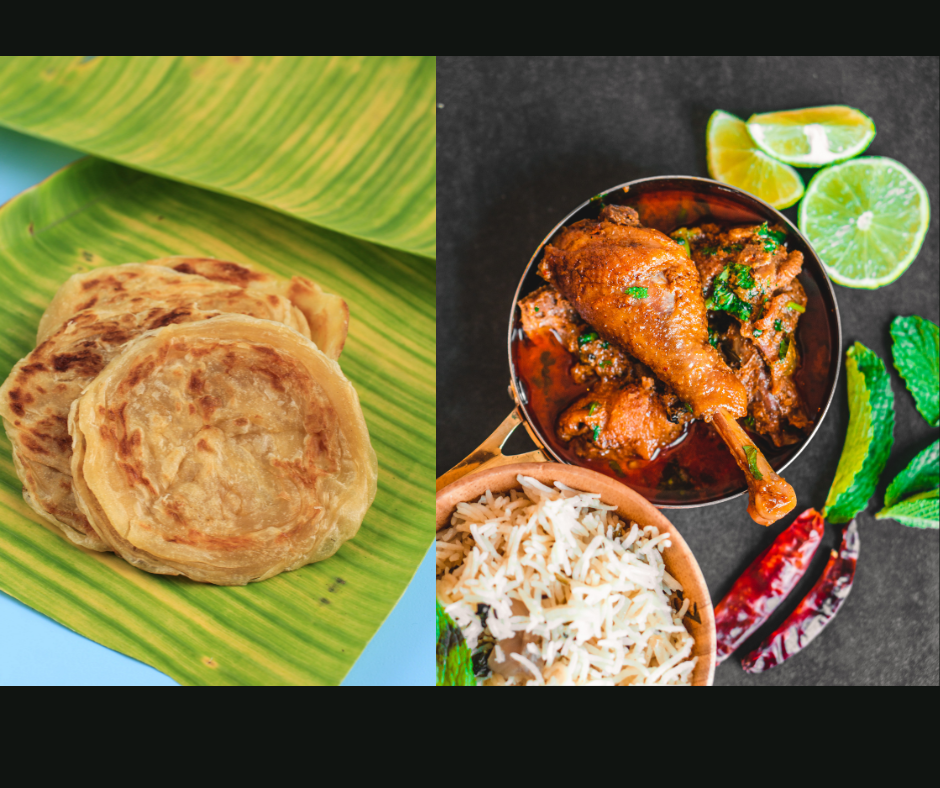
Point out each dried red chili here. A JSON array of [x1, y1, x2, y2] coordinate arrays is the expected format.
[[741, 520, 859, 673], [714, 508, 825, 664]]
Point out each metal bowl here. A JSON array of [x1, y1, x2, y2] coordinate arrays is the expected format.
[[506, 176, 841, 508]]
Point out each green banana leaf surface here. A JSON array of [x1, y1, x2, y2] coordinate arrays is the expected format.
[[0, 157, 434, 685], [0, 56, 436, 258]]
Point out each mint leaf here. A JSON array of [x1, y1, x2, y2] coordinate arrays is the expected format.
[[890, 316, 939, 427], [884, 439, 939, 509], [436, 600, 475, 686], [823, 342, 895, 523], [876, 488, 939, 530]]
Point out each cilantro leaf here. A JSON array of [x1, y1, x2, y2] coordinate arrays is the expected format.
[[890, 316, 939, 427], [706, 266, 752, 322], [625, 286, 648, 299], [729, 262, 755, 292], [875, 488, 939, 530], [756, 223, 787, 245], [884, 439, 939, 509], [743, 445, 763, 480], [670, 227, 698, 242], [823, 342, 895, 523], [579, 331, 599, 345]]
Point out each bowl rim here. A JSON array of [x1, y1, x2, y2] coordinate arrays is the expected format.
[[506, 174, 843, 509], [436, 461, 717, 686]]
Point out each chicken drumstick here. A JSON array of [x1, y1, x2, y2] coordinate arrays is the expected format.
[[539, 205, 796, 525], [711, 409, 798, 524]]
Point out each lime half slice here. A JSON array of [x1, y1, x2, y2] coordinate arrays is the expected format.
[[707, 110, 804, 209], [799, 156, 930, 289], [746, 106, 876, 167]]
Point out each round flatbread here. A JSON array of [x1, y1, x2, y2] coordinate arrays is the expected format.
[[36, 262, 309, 345], [2, 304, 219, 549], [69, 315, 376, 584], [38, 257, 348, 361], [149, 257, 349, 360], [2, 265, 313, 551]]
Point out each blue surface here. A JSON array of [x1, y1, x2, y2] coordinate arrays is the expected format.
[[0, 125, 434, 686]]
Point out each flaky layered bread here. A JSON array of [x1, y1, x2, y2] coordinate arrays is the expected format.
[[69, 315, 377, 585], [1, 305, 220, 550], [2, 261, 344, 552], [148, 257, 349, 361], [38, 257, 348, 361], [37, 262, 310, 345]]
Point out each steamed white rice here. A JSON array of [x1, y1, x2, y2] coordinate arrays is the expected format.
[[436, 475, 697, 686]]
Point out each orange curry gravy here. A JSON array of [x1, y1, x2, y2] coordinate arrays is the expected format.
[[511, 187, 826, 506], [514, 330, 746, 504]]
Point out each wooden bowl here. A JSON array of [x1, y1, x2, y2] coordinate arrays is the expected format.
[[436, 462, 716, 686]]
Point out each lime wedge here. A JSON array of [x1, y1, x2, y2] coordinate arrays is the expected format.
[[799, 156, 930, 289], [707, 110, 804, 209], [746, 106, 876, 167]]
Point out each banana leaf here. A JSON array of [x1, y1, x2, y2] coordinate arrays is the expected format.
[[0, 56, 435, 259], [0, 157, 434, 685]]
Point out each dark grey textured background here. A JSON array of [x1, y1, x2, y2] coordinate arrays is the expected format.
[[437, 56, 939, 686]]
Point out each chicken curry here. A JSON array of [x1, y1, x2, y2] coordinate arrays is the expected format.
[[516, 201, 809, 524]]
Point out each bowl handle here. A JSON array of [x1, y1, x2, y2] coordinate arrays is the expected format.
[[436, 408, 547, 491]]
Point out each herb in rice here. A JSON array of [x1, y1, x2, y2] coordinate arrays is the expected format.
[[436, 475, 698, 686]]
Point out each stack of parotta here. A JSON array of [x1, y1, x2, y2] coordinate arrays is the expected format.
[[0, 257, 377, 585]]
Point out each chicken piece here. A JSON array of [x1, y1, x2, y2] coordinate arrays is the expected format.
[[684, 221, 811, 445], [599, 203, 641, 226], [723, 322, 810, 446], [518, 284, 582, 349], [557, 378, 690, 461], [745, 278, 807, 390], [571, 333, 633, 382], [774, 249, 804, 290], [539, 212, 748, 420], [675, 223, 724, 294], [519, 285, 634, 383], [679, 222, 803, 304]]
